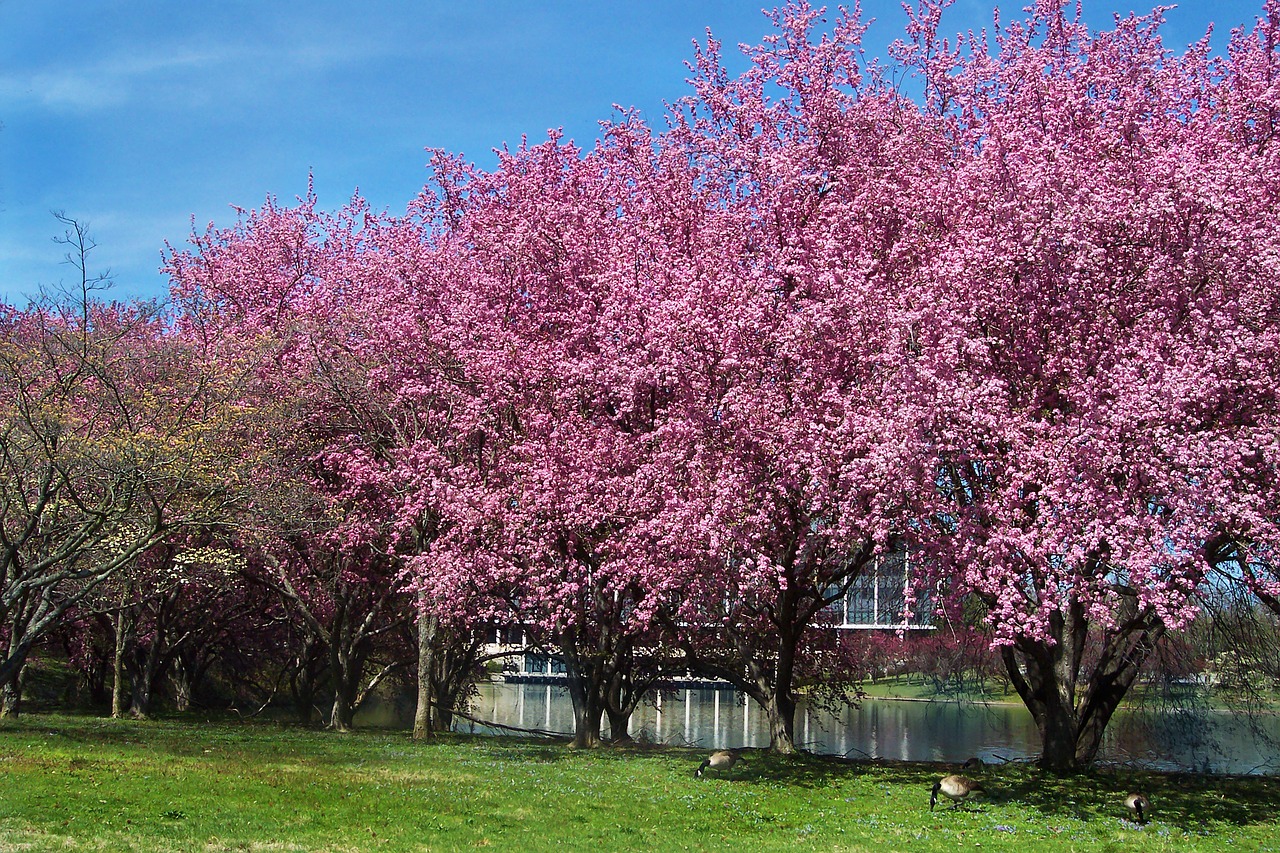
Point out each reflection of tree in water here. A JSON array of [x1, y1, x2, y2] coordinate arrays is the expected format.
[[1108, 691, 1280, 775], [1110, 705, 1220, 773], [463, 682, 1278, 773], [1186, 586, 1280, 772], [1112, 603, 1280, 775]]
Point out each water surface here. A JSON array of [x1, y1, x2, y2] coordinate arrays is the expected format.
[[457, 680, 1279, 775]]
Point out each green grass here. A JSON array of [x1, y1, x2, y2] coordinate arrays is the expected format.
[[856, 675, 1014, 702], [1, 714, 1278, 852], [855, 675, 1280, 712]]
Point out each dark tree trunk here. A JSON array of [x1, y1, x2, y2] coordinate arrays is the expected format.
[[765, 692, 797, 755], [605, 705, 633, 744], [171, 666, 194, 712], [168, 646, 213, 713], [1000, 596, 1165, 772], [423, 632, 482, 734], [111, 610, 131, 719], [1, 599, 43, 719], [127, 672, 154, 718], [288, 637, 326, 725], [741, 668, 797, 755], [125, 642, 165, 720], [329, 642, 365, 733], [561, 627, 605, 749], [413, 609, 481, 737], [566, 675, 604, 748], [80, 651, 111, 709], [429, 684, 456, 732], [0, 661, 26, 719], [668, 534, 875, 755], [413, 611, 438, 740], [769, 617, 800, 755], [124, 621, 176, 720], [602, 639, 656, 744], [330, 692, 355, 731]]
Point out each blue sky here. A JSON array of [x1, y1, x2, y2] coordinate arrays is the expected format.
[[0, 1, 1266, 305]]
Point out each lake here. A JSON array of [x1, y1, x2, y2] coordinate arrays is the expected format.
[[454, 680, 1280, 775]]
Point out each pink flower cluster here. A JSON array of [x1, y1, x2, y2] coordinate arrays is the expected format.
[[162, 0, 1280, 664]]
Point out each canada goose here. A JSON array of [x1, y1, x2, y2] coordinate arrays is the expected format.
[[1124, 793, 1151, 824], [961, 756, 983, 771], [930, 774, 985, 810], [695, 749, 746, 778]]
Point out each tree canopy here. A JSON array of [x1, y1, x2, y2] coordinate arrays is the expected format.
[[6, 0, 1280, 770]]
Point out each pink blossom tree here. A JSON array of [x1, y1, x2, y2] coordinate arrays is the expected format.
[[909, 0, 1280, 770], [1202, 1, 1280, 619], [166, 189, 486, 733], [627, 3, 945, 754], [412, 132, 699, 747], [149, 0, 1280, 768]]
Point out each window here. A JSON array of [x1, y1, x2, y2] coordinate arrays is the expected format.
[[847, 575, 876, 624]]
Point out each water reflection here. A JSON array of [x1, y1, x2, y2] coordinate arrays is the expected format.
[[459, 681, 1279, 775]]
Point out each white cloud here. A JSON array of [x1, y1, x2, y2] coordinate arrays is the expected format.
[[0, 36, 389, 114], [0, 48, 229, 111]]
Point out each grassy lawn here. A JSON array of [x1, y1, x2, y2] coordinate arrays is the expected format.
[[855, 676, 1014, 702], [854, 675, 1280, 713], [1, 714, 1277, 852]]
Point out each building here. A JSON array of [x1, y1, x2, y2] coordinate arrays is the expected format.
[[487, 551, 932, 682]]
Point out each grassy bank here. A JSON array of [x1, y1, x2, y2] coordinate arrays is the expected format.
[[1, 714, 1277, 852], [854, 675, 1280, 713], [855, 675, 1018, 702]]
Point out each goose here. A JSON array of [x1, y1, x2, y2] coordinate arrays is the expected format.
[[1124, 793, 1151, 824], [930, 774, 985, 810], [961, 756, 983, 771], [695, 749, 746, 778]]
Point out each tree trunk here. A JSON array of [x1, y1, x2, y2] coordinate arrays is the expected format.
[[1002, 636, 1088, 772], [605, 705, 633, 744], [561, 628, 605, 748], [0, 617, 31, 719], [293, 680, 318, 724], [768, 693, 797, 755], [1036, 695, 1082, 772], [128, 679, 152, 719], [1000, 603, 1165, 772], [329, 644, 359, 733], [413, 610, 437, 740], [771, 630, 799, 754], [426, 626, 489, 735], [171, 668, 193, 712], [1075, 622, 1166, 765], [0, 662, 26, 719], [289, 636, 325, 725], [330, 692, 354, 732], [111, 611, 129, 719], [125, 624, 172, 720], [602, 641, 646, 744], [169, 646, 210, 713], [427, 640, 471, 733], [126, 648, 159, 720], [567, 680, 604, 748], [672, 626, 798, 754]]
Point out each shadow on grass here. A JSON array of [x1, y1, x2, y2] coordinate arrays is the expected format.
[[999, 767, 1280, 830], [438, 737, 873, 787], [838, 757, 1280, 830], [682, 748, 1280, 831], [735, 749, 904, 789]]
